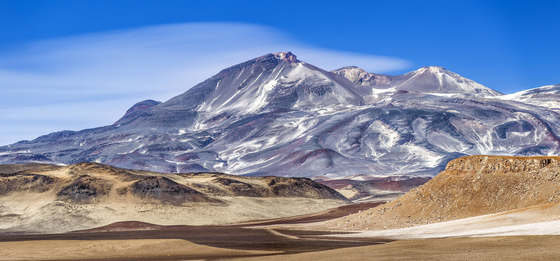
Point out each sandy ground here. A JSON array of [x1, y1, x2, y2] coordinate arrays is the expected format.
[[248, 201, 560, 240], [0, 225, 383, 260], [2, 233, 560, 260], [0, 203, 383, 260], [231, 236, 560, 261], [2, 202, 560, 260], [331, 202, 560, 239], [0, 239, 278, 261], [0, 193, 346, 233]]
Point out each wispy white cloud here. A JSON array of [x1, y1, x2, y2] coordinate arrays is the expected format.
[[0, 23, 410, 146]]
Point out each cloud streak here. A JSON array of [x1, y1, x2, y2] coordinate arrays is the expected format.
[[0, 23, 410, 146]]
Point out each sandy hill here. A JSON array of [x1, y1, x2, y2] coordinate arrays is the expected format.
[[0, 162, 348, 233], [324, 155, 560, 231]]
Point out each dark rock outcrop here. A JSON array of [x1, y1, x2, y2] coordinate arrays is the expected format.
[[129, 176, 219, 204], [57, 175, 112, 202], [263, 176, 349, 201]]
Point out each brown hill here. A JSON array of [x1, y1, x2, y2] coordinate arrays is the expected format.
[[0, 162, 347, 203], [0, 162, 348, 233], [325, 155, 560, 231]]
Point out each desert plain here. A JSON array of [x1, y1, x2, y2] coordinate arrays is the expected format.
[[3, 155, 560, 260]]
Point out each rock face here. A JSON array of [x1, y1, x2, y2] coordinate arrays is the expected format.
[[261, 176, 348, 200], [329, 155, 560, 231], [128, 176, 217, 205], [1, 52, 560, 179], [57, 175, 112, 203]]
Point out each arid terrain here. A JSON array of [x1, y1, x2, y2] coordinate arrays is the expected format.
[[0, 162, 348, 233], [316, 155, 560, 233], [3, 218, 560, 260], [1, 0, 558, 258], [4, 155, 560, 260]]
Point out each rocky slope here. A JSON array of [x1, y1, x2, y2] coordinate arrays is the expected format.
[[0, 162, 348, 233], [326, 155, 560, 231], [1, 52, 560, 180]]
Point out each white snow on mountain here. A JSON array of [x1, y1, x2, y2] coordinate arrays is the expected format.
[[498, 84, 560, 109], [1, 53, 559, 179]]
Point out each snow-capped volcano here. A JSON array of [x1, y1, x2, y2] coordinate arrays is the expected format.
[[391, 66, 502, 96], [116, 52, 365, 128], [167, 52, 364, 111], [1, 53, 560, 179]]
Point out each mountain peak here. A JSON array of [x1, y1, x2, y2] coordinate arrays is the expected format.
[[160, 52, 364, 117], [273, 52, 298, 63], [396, 66, 501, 96], [115, 99, 161, 125]]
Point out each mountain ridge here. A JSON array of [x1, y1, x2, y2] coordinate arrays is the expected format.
[[332, 65, 502, 97], [1, 52, 559, 179]]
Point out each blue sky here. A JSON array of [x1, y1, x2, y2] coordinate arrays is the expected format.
[[1, 0, 559, 145]]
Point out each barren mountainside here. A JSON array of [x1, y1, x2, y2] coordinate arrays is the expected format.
[[1, 52, 560, 179], [327, 155, 560, 230]]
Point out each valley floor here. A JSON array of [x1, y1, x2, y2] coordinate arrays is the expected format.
[[2, 202, 560, 261], [2, 230, 560, 260]]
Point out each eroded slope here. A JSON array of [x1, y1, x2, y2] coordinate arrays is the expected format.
[[0, 162, 348, 233], [325, 155, 560, 230]]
